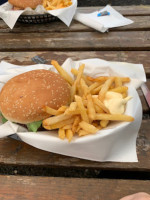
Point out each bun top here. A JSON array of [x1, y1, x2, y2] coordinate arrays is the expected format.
[[8, 0, 43, 9], [0, 69, 70, 124]]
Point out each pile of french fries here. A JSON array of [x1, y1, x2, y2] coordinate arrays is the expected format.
[[43, 0, 72, 10], [42, 60, 134, 142]]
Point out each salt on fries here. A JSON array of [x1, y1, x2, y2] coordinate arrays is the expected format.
[[43, 0, 72, 10], [42, 60, 134, 142]]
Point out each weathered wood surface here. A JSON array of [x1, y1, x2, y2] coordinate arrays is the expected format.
[[0, 31, 150, 51], [108, 0, 150, 6], [0, 175, 150, 200], [0, 16, 150, 33], [0, 119, 149, 171], [78, 0, 150, 6], [77, 6, 150, 16]]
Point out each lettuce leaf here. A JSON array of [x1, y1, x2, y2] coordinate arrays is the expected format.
[[27, 120, 42, 132], [0, 112, 8, 123], [0, 112, 42, 132]]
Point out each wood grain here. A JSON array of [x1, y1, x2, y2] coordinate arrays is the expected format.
[[109, 0, 150, 6], [0, 119, 149, 171], [0, 31, 150, 51], [0, 175, 149, 200], [77, 6, 150, 16], [0, 16, 150, 33]]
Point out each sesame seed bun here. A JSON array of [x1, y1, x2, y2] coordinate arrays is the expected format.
[[0, 69, 70, 124], [8, 0, 43, 9]]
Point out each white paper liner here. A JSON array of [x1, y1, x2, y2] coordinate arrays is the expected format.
[[0, 0, 77, 29], [0, 58, 146, 162], [74, 5, 133, 33]]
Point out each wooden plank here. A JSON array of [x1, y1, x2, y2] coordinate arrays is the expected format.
[[0, 51, 149, 76], [77, 6, 150, 16], [0, 16, 150, 33], [0, 31, 150, 51], [109, 0, 150, 6], [0, 119, 149, 171], [0, 175, 150, 200], [78, 1, 150, 7]]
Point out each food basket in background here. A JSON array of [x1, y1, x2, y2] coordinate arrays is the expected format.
[[18, 13, 58, 24], [0, 0, 77, 28]]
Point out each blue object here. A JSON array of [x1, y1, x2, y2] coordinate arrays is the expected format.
[[97, 11, 110, 17], [0, 0, 7, 5]]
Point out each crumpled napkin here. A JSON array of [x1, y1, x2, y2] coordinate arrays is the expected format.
[[0, 58, 146, 162], [74, 5, 134, 32], [0, 0, 77, 29]]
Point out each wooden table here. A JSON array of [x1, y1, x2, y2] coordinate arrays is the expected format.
[[0, 5, 150, 200]]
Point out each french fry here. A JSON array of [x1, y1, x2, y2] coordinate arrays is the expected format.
[[77, 84, 83, 97], [62, 124, 73, 130], [92, 97, 110, 113], [43, 113, 71, 126], [91, 84, 103, 95], [58, 128, 66, 140], [70, 64, 85, 101], [87, 76, 108, 82], [72, 115, 81, 133], [56, 0, 61, 6], [57, 106, 68, 113], [64, 109, 81, 115], [68, 102, 77, 112], [76, 125, 81, 133], [88, 76, 130, 83], [110, 86, 128, 93], [76, 64, 85, 83], [100, 120, 109, 128], [94, 104, 104, 113], [51, 60, 74, 85], [70, 82, 77, 102], [109, 83, 115, 89], [43, 117, 75, 130], [42, 106, 58, 116], [78, 130, 90, 136], [71, 68, 92, 86], [83, 99, 88, 107], [79, 121, 99, 134], [89, 82, 101, 92], [95, 114, 134, 122], [115, 77, 122, 87], [66, 129, 73, 142], [87, 94, 96, 121], [75, 95, 89, 123], [80, 78, 89, 96], [98, 77, 115, 101]]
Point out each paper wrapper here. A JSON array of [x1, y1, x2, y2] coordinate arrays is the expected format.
[[0, 58, 146, 162], [74, 5, 133, 33], [0, 0, 77, 29]]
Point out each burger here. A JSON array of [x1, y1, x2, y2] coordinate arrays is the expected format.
[[8, 0, 43, 10], [0, 69, 71, 132]]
